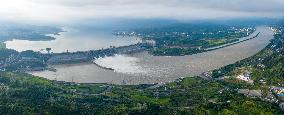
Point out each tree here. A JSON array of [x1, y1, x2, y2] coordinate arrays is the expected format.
[[46, 48, 52, 54]]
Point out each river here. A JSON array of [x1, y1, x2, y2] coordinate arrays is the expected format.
[[29, 26, 274, 85]]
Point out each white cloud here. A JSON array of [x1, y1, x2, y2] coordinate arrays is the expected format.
[[0, 0, 283, 24]]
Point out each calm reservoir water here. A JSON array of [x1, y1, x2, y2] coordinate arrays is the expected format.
[[26, 26, 274, 84], [5, 27, 141, 53]]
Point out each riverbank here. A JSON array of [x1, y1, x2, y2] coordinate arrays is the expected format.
[[205, 32, 260, 51]]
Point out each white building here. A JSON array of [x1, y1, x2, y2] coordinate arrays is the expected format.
[[237, 74, 249, 81], [236, 72, 253, 83]]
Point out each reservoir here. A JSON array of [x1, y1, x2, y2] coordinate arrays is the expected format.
[[5, 27, 142, 53], [26, 26, 274, 84]]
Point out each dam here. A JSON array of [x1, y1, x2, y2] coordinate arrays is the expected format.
[[46, 43, 151, 64]]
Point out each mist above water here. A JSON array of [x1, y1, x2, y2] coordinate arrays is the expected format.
[[94, 54, 147, 74]]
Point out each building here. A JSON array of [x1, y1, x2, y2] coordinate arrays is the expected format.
[[236, 72, 253, 83], [271, 86, 284, 94], [238, 89, 262, 98], [270, 86, 284, 101]]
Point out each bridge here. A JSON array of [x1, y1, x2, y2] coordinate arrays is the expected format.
[[46, 43, 151, 65]]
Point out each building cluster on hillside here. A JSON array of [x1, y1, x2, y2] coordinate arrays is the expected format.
[[269, 86, 284, 111], [271, 86, 284, 99], [237, 86, 284, 110]]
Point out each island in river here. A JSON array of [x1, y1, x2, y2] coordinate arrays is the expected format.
[[29, 26, 274, 85]]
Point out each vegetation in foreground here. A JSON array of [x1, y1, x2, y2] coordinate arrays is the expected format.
[[0, 72, 282, 114]]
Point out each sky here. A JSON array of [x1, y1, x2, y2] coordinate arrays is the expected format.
[[0, 0, 284, 24]]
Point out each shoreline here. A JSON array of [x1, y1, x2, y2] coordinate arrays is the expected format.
[[205, 32, 260, 51]]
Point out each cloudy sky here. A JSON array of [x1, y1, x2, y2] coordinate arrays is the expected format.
[[0, 0, 284, 24]]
